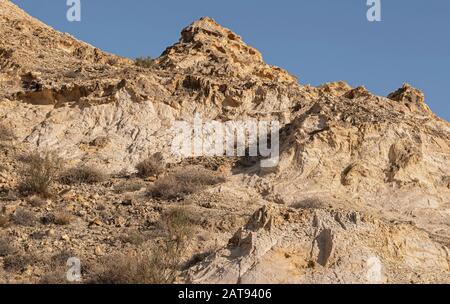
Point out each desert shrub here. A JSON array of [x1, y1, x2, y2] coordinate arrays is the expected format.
[[91, 207, 197, 284], [119, 230, 148, 246], [0, 237, 15, 257], [18, 151, 61, 197], [90, 246, 181, 284], [53, 212, 74, 226], [12, 209, 37, 226], [59, 166, 106, 185], [89, 136, 109, 148], [3, 253, 37, 272], [135, 56, 156, 68], [135, 153, 166, 178], [292, 198, 327, 210], [163, 207, 199, 245], [0, 123, 15, 141], [114, 179, 146, 194], [0, 215, 10, 228], [28, 195, 48, 208], [147, 166, 225, 200], [40, 271, 69, 284]]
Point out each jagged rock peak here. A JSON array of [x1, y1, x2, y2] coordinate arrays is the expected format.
[[157, 17, 297, 84], [388, 83, 431, 114]]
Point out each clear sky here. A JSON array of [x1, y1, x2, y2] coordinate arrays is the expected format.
[[11, 0, 450, 121]]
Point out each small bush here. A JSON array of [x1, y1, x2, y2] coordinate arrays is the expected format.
[[0, 123, 15, 141], [53, 212, 74, 226], [119, 230, 147, 246], [292, 198, 327, 210], [163, 207, 199, 245], [3, 253, 37, 272], [135, 153, 166, 178], [0, 215, 10, 228], [135, 56, 156, 69], [114, 179, 146, 194], [0, 237, 15, 257], [18, 151, 61, 197], [91, 207, 198, 284], [147, 166, 225, 200], [89, 136, 109, 148], [90, 248, 179, 284], [60, 166, 106, 185], [28, 196, 48, 208], [12, 209, 37, 226]]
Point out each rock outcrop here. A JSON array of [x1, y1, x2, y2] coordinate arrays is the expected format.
[[0, 0, 449, 284]]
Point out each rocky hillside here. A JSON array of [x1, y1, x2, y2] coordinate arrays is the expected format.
[[0, 0, 449, 283]]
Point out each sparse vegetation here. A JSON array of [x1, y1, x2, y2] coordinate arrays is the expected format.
[[119, 230, 148, 246], [0, 123, 15, 141], [135, 56, 156, 69], [60, 166, 106, 185], [114, 179, 146, 194], [91, 207, 197, 284], [147, 166, 225, 200], [18, 151, 61, 198], [292, 198, 327, 210], [28, 195, 48, 208], [53, 212, 74, 226], [0, 237, 15, 257], [135, 153, 166, 178], [0, 215, 9, 228], [163, 207, 199, 244], [3, 253, 37, 272], [12, 209, 37, 226]]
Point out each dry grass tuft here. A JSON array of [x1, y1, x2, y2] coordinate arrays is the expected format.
[[135, 153, 166, 178], [60, 166, 106, 185], [147, 166, 225, 200], [11, 209, 37, 226], [0, 215, 10, 228], [0, 237, 15, 257], [53, 212, 74, 226], [0, 123, 15, 141], [135, 57, 156, 69], [18, 151, 61, 197], [91, 207, 198, 284]]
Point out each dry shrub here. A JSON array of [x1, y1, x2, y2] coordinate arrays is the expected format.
[[18, 151, 61, 197], [11, 209, 37, 226], [135, 153, 166, 178], [53, 212, 74, 226], [91, 207, 197, 284], [0, 215, 10, 228], [0, 123, 15, 141], [147, 166, 225, 200], [292, 198, 327, 210], [3, 253, 37, 272], [60, 166, 106, 185], [114, 179, 146, 194], [28, 195, 48, 208], [119, 230, 148, 246], [135, 56, 156, 69], [0, 237, 15, 257], [163, 207, 199, 245], [89, 249, 175, 284]]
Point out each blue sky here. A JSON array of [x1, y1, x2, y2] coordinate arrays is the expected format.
[[11, 0, 450, 121]]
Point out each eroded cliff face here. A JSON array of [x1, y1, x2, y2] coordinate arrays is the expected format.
[[0, 0, 449, 283]]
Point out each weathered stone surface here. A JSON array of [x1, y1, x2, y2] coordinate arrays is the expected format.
[[0, 0, 449, 284]]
